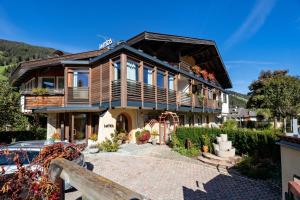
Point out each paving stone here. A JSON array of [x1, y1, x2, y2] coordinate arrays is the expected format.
[[66, 144, 281, 200]]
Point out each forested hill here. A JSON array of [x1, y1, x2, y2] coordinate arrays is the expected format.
[[0, 39, 56, 66], [227, 90, 249, 108], [0, 39, 57, 80]]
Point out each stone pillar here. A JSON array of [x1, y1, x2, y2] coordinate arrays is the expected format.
[[47, 113, 57, 139]]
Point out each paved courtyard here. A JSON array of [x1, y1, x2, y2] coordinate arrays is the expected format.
[[66, 144, 280, 200]]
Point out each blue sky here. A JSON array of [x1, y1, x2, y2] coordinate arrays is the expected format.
[[0, 0, 300, 94]]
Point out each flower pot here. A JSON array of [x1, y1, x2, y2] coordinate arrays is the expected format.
[[152, 139, 157, 145], [88, 139, 97, 147], [202, 145, 209, 153], [89, 147, 99, 154]]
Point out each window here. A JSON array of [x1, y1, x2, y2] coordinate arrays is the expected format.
[[157, 71, 164, 88], [127, 59, 138, 81], [208, 90, 213, 100], [143, 66, 153, 85], [223, 93, 227, 103], [73, 71, 88, 87], [41, 77, 55, 89], [113, 60, 121, 80], [57, 77, 64, 89], [168, 75, 174, 90]]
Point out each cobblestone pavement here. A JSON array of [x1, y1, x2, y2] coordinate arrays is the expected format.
[[66, 144, 280, 200]]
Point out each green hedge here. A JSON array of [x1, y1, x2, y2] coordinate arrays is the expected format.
[[0, 128, 46, 144], [174, 127, 280, 161]]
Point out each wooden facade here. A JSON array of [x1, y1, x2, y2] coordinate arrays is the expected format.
[[11, 32, 232, 143]]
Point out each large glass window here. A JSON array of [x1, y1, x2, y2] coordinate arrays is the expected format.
[[42, 77, 55, 89], [157, 71, 164, 88], [113, 60, 121, 80], [168, 75, 174, 90], [143, 66, 153, 85], [127, 60, 138, 81], [57, 77, 64, 89], [73, 71, 88, 87]]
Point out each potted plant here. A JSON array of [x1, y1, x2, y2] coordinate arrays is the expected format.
[[32, 88, 49, 95], [201, 134, 210, 153], [51, 133, 61, 142], [136, 130, 151, 144], [151, 130, 159, 145], [88, 133, 98, 147], [88, 144, 99, 154], [197, 93, 204, 105]]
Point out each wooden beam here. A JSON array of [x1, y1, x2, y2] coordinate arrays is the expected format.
[[139, 61, 144, 108], [49, 158, 147, 200], [120, 54, 127, 108]]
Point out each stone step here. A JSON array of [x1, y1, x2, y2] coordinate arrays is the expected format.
[[202, 152, 228, 161], [197, 156, 233, 168]]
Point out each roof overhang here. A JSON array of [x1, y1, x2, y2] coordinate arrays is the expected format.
[[32, 105, 104, 113], [127, 32, 232, 89]]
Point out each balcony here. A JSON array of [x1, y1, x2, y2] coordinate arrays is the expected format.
[[179, 92, 192, 106], [67, 87, 89, 104]]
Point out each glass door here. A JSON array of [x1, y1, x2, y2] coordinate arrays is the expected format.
[[73, 113, 87, 143]]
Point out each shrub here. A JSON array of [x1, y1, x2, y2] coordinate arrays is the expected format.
[[236, 156, 281, 180], [32, 88, 48, 95], [89, 133, 98, 141], [51, 132, 61, 140], [223, 119, 238, 129], [0, 129, 46, 144], [136, 130, 150, 144], [174, 127, 280, 161], [99, 138, 119, 152]]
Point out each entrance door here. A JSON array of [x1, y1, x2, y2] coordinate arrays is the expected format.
[[73, 113, 87, 143]]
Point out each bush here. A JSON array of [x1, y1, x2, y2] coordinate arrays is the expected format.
[[99, 138, 119, 152], [0, 129, 46, 144], [174, 127, 280, 161], [223, 119, 238, 129], [236, 156, 281, 180]]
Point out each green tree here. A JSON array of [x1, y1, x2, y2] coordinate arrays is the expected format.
[[247, 70, 300, 129], [0, 80, 29, 131]]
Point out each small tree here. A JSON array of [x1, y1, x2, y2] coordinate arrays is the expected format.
[[0, 80, 29, 131]]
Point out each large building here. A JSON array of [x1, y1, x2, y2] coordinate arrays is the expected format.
[[10, 32, 232, 143]]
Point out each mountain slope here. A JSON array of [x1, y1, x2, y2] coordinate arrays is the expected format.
[[227, 90, 249, 108], [0, 39, 56, 79]]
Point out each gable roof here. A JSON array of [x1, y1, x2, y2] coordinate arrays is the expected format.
[[127, 31, 232, 88]]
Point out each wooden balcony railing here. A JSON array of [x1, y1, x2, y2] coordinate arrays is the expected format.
[[143, 83, 156, 103], [179, 61, 192, 73], [67, 87, 89, 104], [49, 158, 147, 200], [127, 80, 142, 101], [168, 89, 177, 105], [112, 80, 121, 100], [205, 99, 222, 110], [179, 92, 192, 106], [157, 87, 167, 104]]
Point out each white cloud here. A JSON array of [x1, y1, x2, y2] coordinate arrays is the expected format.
[[224, 0, 276, 49]]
